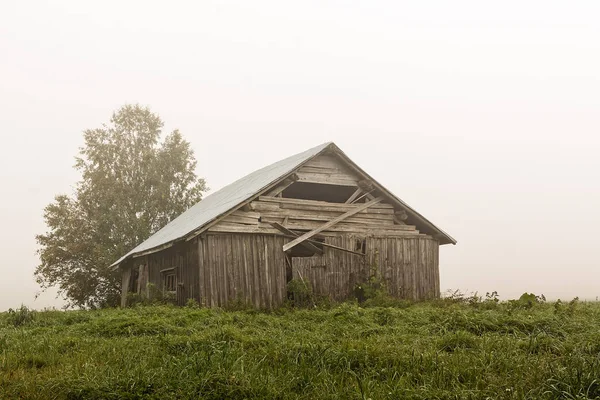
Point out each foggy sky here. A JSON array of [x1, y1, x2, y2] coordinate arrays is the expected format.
[[1, 1, 599, 310]]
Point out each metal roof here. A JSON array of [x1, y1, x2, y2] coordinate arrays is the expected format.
[[111, 142, 333, 267], [112, 141, 456, 268]]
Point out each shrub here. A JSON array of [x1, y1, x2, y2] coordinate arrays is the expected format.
[[185, 298, 200, 308], [354, 250, 387, 304], [507, 292, 546, 311], [287, 278, 314, 308], [7, 305, 36, 327]]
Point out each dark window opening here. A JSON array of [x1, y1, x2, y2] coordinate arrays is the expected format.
[[355, 238, 366, 254], [282, 182, 358, 203], [161, 269, 176, 292], [129, 267, 139, 293], [288, 237, 324, 258]]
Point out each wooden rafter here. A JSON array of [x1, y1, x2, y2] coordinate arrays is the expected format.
[[265, 173, 298, 197], [351, 189, 375, 204], [345, 187, 363, 204], [282, 197, 383, 252]]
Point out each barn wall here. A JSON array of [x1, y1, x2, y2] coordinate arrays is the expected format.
[[126, 240, 200, 306], [198, 233, 288, 309], [292, 235, 440, 301]]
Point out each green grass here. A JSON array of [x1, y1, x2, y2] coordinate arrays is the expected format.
[[1, 298, 600, 399]]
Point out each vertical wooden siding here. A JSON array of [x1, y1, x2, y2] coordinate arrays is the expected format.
[[133, 233, 439, 307], [144, 240, 200, 305], [198, 233, 287, 309], [293, 235, 440, 301]]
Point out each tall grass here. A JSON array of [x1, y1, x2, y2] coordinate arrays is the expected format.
[[1, 298, 600, 399]]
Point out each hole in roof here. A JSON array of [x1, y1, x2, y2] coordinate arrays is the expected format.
[[282, 182, 357, 203]]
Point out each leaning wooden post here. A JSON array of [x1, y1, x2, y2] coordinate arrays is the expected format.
[[120, 264, 131, 308]]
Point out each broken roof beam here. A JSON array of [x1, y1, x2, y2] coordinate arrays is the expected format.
[[265, 173, 298, 197], [269, 222, 323, 255], [344, 187, 363, 204], [271, 223, 365, 257], [282, 196, 383, 252]]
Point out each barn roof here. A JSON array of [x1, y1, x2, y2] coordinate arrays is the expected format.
[[111, 142, 455, 268]]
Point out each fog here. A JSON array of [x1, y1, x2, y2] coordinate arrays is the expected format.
[[1, 1, 598, 310]]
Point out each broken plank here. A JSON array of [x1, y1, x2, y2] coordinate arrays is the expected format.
[[269, 222, 323, 255]]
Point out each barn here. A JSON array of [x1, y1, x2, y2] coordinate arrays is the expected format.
[[112, 142, 456, 308]]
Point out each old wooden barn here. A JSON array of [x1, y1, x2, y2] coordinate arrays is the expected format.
[[113, 142, 456, 308]]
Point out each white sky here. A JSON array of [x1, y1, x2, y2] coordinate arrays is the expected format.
[[1, 1, 599, 310]]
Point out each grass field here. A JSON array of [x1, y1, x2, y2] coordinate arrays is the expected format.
[[1, 295, 599, 399]]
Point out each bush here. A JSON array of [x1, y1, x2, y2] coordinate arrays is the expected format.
[[125, 283, 176, 307], [287, 278, 314, 308], [6, 305, 36, 327], [507, 292, 546, 311], [185, 298, 200, 308]]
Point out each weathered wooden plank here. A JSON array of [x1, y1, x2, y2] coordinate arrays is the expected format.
[[302, 154, 348, 170], [219, 236, 227, 306], [249, 201, 281, 212], [197, 238, 205, 306], [251, 236, 260, 308], [226, 234, 235, 303], [261, 219, 420, 235], [434, 241, 440, 298], [283, 197, 383, 252], [296, 171, 358, 187], [220, 215, 260, 225], [298, 165, 354, 175], [231, 210, 261, 219], [120, 267, 131, 307], [208, 237, 215, 307], [261, 236, 270, 308], [258, 207, 394, 221], [259, 210, 395, 224], [262, 215, 397, 227], [208, 222, 281, 234], [279, 202, 395, 215], [258, 196, 394, 209]]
